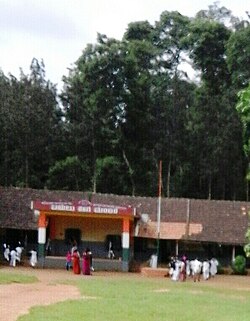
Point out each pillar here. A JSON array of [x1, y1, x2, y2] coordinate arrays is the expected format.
[[175, 240, 179, 257], [122, 219, 130, 272], [38, 212, 47, 259], [232, 245, 235, 262]]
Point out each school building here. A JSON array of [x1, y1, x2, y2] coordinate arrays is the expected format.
[[0, 186, 249, 271]]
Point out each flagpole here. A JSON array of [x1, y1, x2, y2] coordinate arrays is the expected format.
[[156, 160, 162, 267]]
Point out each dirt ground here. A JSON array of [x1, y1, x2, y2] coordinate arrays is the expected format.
[[0, 266, 250, 321]]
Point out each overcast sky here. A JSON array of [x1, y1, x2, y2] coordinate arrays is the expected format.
[[0, 0, 249, 90]]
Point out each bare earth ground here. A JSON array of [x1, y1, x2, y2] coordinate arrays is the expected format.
[[0, 266, 82, 321], [0, 266, 250, 321]]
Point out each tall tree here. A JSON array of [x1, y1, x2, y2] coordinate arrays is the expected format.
[[152, 11, 192, 197], [185, 18, 246, 199], [226, 25, 250, 89], [62, 35, 128, 194], [0, 59, 62, 188]]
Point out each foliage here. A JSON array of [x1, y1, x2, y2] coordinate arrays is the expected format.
[[231, 255, 247, 274], [0, 4, 250, 200], [244, 211, 250, 257], [46, 156, 90, 191], [236, 83, 250, 159], [226, 25, 250, 88]]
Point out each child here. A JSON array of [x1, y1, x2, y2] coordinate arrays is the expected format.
[[29, 249, 37, 268], [66, 251, 72, 271]]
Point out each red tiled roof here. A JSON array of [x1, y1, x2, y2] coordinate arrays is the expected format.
[[0, 187, 249, 245]]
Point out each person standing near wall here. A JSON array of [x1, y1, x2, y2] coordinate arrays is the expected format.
[[82, 248, 91, 275], [71, 240, 78, 256], [3, 244, 10, 262], [72, 249, 80, 274], [108, 241, 115, 259], [65, 251, 72, 271], [15, 242, 23, 263], [29, 249, 37, 268], [9, 249, 17, 267]]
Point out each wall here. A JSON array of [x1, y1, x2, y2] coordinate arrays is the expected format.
[[50, 216, 123, 241]]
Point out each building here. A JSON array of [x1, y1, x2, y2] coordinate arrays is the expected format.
[[0, 186, 249, 271]]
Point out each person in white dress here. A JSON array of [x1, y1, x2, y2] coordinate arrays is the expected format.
[[10, 249, 17, 267], [3, 244, 10, 262], [15, 242, 23, 263], [210, 258, 219, 277], [172, 258, 181, 281], [202, 259, 210, 280], [192, 258, 202, 282], [29, 250, 38, 268], [186, 260, 191, 277]]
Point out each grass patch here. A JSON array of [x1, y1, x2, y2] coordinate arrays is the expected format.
[[17, 274, 250, 321], [0, 271, 38, 284]]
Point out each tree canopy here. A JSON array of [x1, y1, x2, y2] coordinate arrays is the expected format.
[[0, 4, 250, 201]]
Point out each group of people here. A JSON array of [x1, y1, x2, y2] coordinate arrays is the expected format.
[[3, 242, 37, 268], [3, 241, 37, 268], [67, 243, 94, 275], [3, 242, 24, 267], [168, 256, 219, 282]]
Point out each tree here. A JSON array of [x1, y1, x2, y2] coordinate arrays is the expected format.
[[187, 19, 231, 92], [152, 11, 193, 197], [226, 25, 250, 88], [0, 72, 17, 186], [46, 156, 89, 191], [236, 83, 250, 254], [0, 59, 62, 188], [62, 36, 128, 193]]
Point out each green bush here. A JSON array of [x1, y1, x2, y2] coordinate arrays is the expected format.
[[232, 255, 247, 275]]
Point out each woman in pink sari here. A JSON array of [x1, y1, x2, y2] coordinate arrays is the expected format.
[[82, 248, 91, 275]]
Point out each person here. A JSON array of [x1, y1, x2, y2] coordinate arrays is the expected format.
[[186, 259, 191, 277], [29, 249, 37, 268], [192, 258, 202, 282], [82, 248, 91, 275], [180, 256, 187, 282], [72, 249, 81, 274], [202, 259, 210, 280], [210, 257, 219, 277], [88, 248, 94, 272], [108, 241, 115, 259], [10, 249, 17, 267], [168, 256, 175, 278], [172, 257, 181, 281], [15, 242, 23, 263], [71, 240, 78, 256], [3, 244, 10, 262], [65, 251, 72, 271], [45, 238, 51, 256]]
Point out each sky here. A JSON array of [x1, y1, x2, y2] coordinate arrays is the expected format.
[[0, 0, 249, 91]]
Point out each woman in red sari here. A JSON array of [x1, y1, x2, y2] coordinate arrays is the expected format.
[[82, 248, 91, 275], [72, 249, 81, 274]]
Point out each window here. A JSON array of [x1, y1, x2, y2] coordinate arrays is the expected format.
[[105, 235, 121, 251], [65, 228, 81, 245]]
